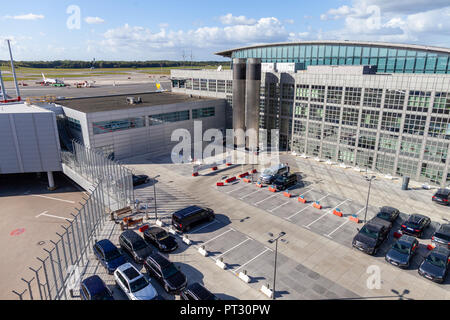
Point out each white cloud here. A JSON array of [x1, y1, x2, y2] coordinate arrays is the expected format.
[[159, 23, 169, 28], [219, 13, 257, 26], [4, 13, 44, 20], [85, 17, 105, 24]]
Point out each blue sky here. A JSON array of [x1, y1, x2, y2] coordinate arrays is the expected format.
[[1, 0, 450, 61]]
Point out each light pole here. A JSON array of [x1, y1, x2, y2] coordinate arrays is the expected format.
[[363, 175, 376, 224], [152, 175, 160, 221], [268, 231, 286, 300]]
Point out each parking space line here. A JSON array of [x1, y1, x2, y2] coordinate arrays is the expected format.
[[354, 206, 366, 217], [303, 199, 349, 228], [233, 248, 272, 273], [299, 188, 314, 197], [36, 211, 74, 221], [188, 220, 218, 234], [202, 229, 234, 245], [240, 189, 261, 200], [215, 238, 252, 259], [286, 205, 311, 220], [226, 185, 247, 194], [254, 194, 278, 205], [325, 220, 349, 238], [269, 201, 291, 213], [32, 195, 76, 204]]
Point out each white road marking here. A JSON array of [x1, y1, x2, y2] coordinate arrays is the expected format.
[[32, 195, 76, 204], [269, 201, 291, 213], [215, 238, 252, 259], [36, 211, 73, 221], [226, 185, 247, 194], [254, 193, 278, 205], [202, 229, 234, 245], [233, 248, 272, 273], [240, 190, 260, 200], [299, 188, 314, 197], [304, 198, 349, 228], [189, 220, 218, 234], [286, 193, 330, 220], [325, 220, 350, 238], [354, 207, 366, 216]]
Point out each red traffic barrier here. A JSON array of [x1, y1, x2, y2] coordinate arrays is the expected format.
[[268, 186, 277, 193], [349, 216, 360, 224], [238, 172, 249, 178], [313, 202, 322, 210], [225, 177, 237, 183], [333, 209, 343, 217], [226, 163, 232, 166], [298, 196, 307, 203], [216, 182, 225, 187], [393, 231, 402, 239], [256, 183, 263, 188], [283, 192, 292, 198], [139, 225, 149, 233], [243, 178, 251, 183], [251, 169, 257, 174], [192, 172, 199, 177], [211, 166, 218, 171], [427, 244, 435, 251]]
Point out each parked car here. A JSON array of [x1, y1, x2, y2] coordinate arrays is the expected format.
[[272, 173, 297, 191], [180, 283, 219, 300], [172, 205, 215, 232], [144, 252, 187, 294], [432, 188, 450, 206], [418, 246, 450, 283], [258, 163, 290, 185], [385, 235, 419, 268], [80, 275, 114, 300], [119, 230, 153, 264], [369, 206, 400, 232], [114, 263, 158, 300], [143, 226, 178, 252], [93, 239, 126, 274], [400, 214, 431, 238], [352, 222, 389, 255], [432, 224, 450, 249], [132, 174, 150, 187]]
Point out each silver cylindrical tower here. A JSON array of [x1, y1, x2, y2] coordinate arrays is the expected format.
[[232, 58, 246, 147], [245, 58, 261, 150]]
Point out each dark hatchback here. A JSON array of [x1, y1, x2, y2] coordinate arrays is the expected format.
[[144, 252, 187, 294], [272, 173, 297, 191], [418, 246, 450, 283], [180, 283, 219, 301], [143, 226, 178, 253], [80, 275, 114, 300], [400, 214, 431, 238], [172, 205, 215, 232], [385, 235, 419, 269], [432, 189, 450, 206], [93, 239, 126, 274], [432, 224, 450, 249], [369, 206, 400, 232], [352, 222, 389, 255], [119, 230, 153, 264], [132, 174, 150, 187]]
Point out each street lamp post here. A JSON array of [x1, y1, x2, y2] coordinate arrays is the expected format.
[[152, 175, 160, 221], [363, 175, 376, 224], [268, 231, 286, 300]]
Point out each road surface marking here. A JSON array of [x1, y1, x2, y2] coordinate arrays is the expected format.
[[254, 194, 278, 205], [269, 201, 291, 213], [215, 238, 252, 259], [226, 185, 247, 194], [36, 211, 73, 221], [304, 198, 349, 228], [189, 220, 218, 234], [202, 229, 234, 245], [234, 248, 272, 273], [325, 220, 350, 238], [32, 195, 76, 204], [240, 190, 260, 200]]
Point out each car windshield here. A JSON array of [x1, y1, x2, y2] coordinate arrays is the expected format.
[[130, 277, 149, 293], [263, 169, 275, 176], [392, 242, 410, 254], [377, 212, 390, 220], [156, 231, 169, 241], [104, 249, 121, 261], [92, 289, 112, 300], [360, 226, 379, 239], [435, 232, 450, 241], [426, 254, 446, 269], [133, 240, 147, 250], [162, 264, 179, 279]]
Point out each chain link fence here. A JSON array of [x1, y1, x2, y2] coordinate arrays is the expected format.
[[12, 141, 134, 300]]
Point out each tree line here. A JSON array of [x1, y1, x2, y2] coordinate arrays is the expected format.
[[0, 60, 229, 69]]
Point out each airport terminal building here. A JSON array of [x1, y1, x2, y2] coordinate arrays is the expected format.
[[171, 41, 450, 187]]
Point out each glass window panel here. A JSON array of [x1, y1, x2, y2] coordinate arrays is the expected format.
[[415, 57, 426, 70], [346, 57, 353, 65], [332, 58, 338, 65], [318, 45, 325, 57], [395, 58, 405, 72], [325, 45, 332, 57], [379, 48, 387, 57], [354, 46, 362, 57], [369, 58, 378, 66], [305, 45, 312, 58], [426, 56, 437, 72], [362, 58, 369, 65], [332, 45, 339, 57], [339, 46, 347, 58], [311, 45, 318, 57], [277, 46, 282, 58], [370, 47, 379, 57], [397, 50, 406, 57], [346, 46, 354, 57], [354, 58, 361, 65], [388, 49, 397, 57], [405, 57, 415, 71], [294, 45, 299, 58], [362, 47, 370, 57], [300, 46, 305, 58], [436, 56, 448, 71], [407, 50, 417, 57]]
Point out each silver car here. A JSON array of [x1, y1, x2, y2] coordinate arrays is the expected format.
[[114, 263, 158, 300]]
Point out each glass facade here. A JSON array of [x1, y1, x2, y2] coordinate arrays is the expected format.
[[231, 43, 450, 74], [192, 107, 215, 119], [149, 111, 190, 126], [93, 117, 145, 135]]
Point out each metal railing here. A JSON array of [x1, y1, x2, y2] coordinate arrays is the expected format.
[[12, 141, 134, 300]]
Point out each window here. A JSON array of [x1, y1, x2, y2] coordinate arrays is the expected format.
[[403, 114, 427, 135], [378, 133, 399, 154], [307, 122, 322, 139], [408, 91, 431, 113], [396, 158, 418, 177], [428, 117, 450, 139], [309, 104, 324, 121], [192, 107, 215, 119], [323, 124, 339, 142], [423, 140, 448, 164], [310, 85, 325, 102], [358, 131, 376, 150], [360, 109, 379, 129], [67, 117, 81, 131], [322, 143, 337, 160], [344, 87, 362, 106], [400, 136, 422, 157], [93, 117, 145, 134], [340, 127, 357, 146], [282, 83, 295, 100], [200, 79, 207, 91], [342, 107, 359, 126], [149, 111, 190, 126], [208, 79, 216, 92], [226, 80, 233, 94], [281, 102, 293, 117], [192, 79, 200, 90], [217, 80, 225, 93], [296, 84, 309, 101], [384, 89, 405, 110], [433, 92, 450, 115], [327, 86, 343, 104], [325, 106, 340, 124], [363, 88, 383, 108], [293, 120, 307, 135], [294, 102, 308, 119], [381, 112, 402, 132]]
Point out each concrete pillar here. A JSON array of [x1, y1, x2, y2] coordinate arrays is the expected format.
[[47, 171, 57, 191], [245, 58, 262, 151], [232, 58, 247, 148]]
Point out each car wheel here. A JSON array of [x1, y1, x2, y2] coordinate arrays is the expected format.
[[185, 225, 191, 232]]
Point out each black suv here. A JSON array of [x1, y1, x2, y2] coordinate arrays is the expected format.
[[172, 205, 215, 232], [352, 222, 389, 255], [418, 246, 450, 283], [132, 174, 150, 187], [385, 235, 419, 269], [432, 189, 450, 206], [180, 283, 219, 300], [272, 173, 297, 191], [119, 230, 153, 264], [369, 206, 400, 232], [400, 214, 431, 238], [144, 252, 187, 294], [143, 226, 178, 253], [432, 224, 450, 249]]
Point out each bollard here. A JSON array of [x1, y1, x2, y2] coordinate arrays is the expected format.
[[198, 245, 208, 257], [268, 186, 277, 193], [216, 257, 226, 269], [349, 215, 360, 223], [298, 196, 307, 203], [192, 172, 199, 177], [260, 283, 273, 298], [393, 231, 402, 239], [238, 270, 250, 283], [212, 167, 218, 171], [256, 183, 263, 188], [333, 208, 343, 217], [243, 178, 251, 183], [216, 182, 225, 187], [313, 201, 322, 209]]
